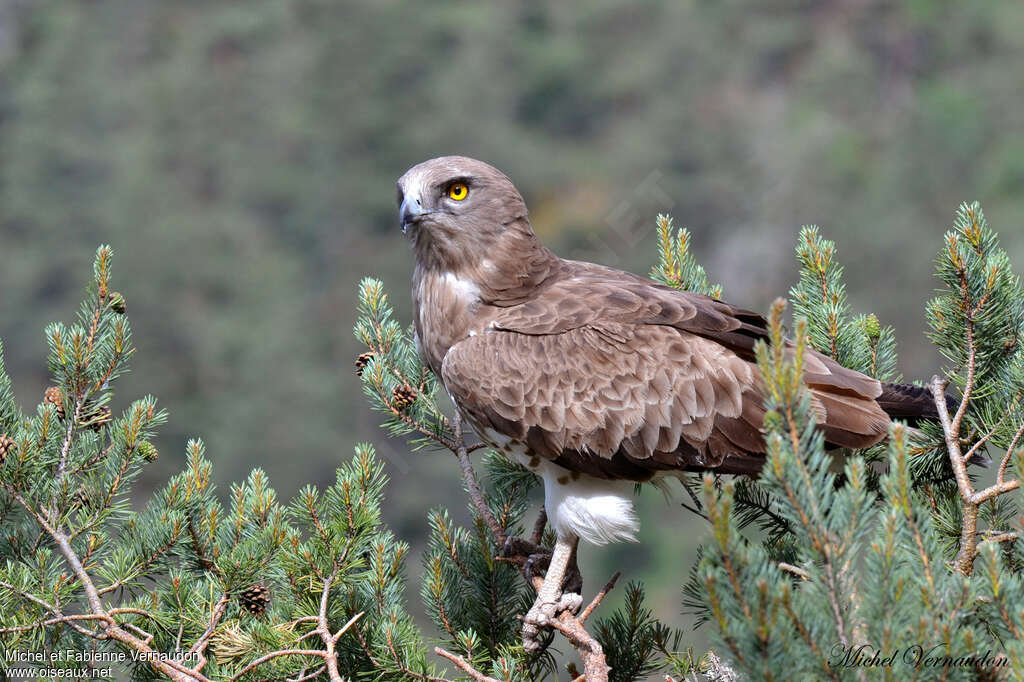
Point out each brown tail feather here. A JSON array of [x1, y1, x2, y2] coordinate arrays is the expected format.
[[877, 382, 958, 425]]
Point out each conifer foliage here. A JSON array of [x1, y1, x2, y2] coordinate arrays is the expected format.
[[692, 204, 1024, 680], [0, 248, 436, 681]]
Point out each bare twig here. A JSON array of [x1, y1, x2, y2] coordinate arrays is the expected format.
[[549, 613, 610, 681], [225, 650, 331, 682], [332, 611, 364, 644], [931, 375, 1022, 575], [579, 572, 620, 623], [931, 376, 982, 576], [434, 647, 501, 682], [778, 562, 810, 581], [976, 531, 1020, 557], [286, 665, 328, 682], [998, 421, 1024, 485], [0, 612, 110, 635], [312, 567, 345, 682], [451, 411, 506, 546], [187, 594, 229, 671]]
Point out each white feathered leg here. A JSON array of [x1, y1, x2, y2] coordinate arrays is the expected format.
[[522, 534, 583, 652]]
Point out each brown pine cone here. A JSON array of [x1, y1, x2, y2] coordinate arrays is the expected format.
[[354, 351, 375, 377], [238, 583, 271, 617], [92, 405, 112, 432], [72, 487, 93, 510], [80, 404, 112, 433], [44, 387, 66, 420], [0, 433, 15, 462], [392, 384, 418, 410]]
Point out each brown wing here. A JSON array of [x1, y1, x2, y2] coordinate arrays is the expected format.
[[445, 265, 890, 479], [443, 322, 773, 480], [495, 263, 892, 447], [494, 260, 769, 361]]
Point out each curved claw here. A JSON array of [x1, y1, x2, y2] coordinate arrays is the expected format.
[[503, 536, 583, 594]]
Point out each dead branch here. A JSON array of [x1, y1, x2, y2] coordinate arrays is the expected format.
[[778, 562, 810, 581], [549, 613, 610, 681], [451, 411, 506, 546], [434, 647, 501, 682], [579, 572, 621, 623], [931, 375, 1022, 575]]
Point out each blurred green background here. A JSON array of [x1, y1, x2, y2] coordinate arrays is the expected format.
[[2, 0, 1024, 654]]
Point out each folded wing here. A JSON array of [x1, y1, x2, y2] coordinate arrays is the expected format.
[[443, 268, 892, 479]]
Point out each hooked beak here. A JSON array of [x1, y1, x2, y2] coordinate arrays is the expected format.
[[400, 194, 427, 234]]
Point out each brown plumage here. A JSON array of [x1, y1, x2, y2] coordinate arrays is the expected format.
[[397, 156, 918, 486]]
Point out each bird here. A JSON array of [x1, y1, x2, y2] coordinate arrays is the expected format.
[[396, 155, 950, 650]]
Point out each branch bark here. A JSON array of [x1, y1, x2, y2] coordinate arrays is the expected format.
[[451, 411, 506, 546], [930, 375, 1022, 576], [434, 647, 501, 682]]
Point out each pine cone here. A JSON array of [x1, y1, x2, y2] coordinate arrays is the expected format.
[[80, 404, 112, 433], [354, 351, 375, 377], [0, 433, 15, 462], [392, 384, 418, 410], [238, 583, 271, 616], [44, 387, 66, 420], [72, 487, 92, 510]]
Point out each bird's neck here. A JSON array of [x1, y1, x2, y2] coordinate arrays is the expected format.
[[411, 219, 561, 373]]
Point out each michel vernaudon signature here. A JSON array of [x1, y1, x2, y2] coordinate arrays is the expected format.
[[829, 643, 1008, 669]]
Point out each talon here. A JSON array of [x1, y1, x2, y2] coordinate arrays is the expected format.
[[522, 590, 582, 650], [524, 550, 552, 583]]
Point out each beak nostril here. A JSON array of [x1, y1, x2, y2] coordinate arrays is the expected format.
[[400, 194, 426, 231]]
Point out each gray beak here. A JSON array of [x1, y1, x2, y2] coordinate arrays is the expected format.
[[400, 193, 426, 233]]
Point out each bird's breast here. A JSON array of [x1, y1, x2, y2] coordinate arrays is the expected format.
[[412, 269, 492, 373]]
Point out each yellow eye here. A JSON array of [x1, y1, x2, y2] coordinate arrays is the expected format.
[[447, 183, 469, 201]]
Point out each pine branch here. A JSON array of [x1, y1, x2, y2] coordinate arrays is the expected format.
[[435, 647, 501, 682], [650, 215, 722, 298], [452, 411, 506, 547]]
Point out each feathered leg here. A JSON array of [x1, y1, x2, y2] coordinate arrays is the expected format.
[[522, 535, 583, 652]]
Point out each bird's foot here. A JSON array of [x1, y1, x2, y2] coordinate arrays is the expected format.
[[522, 590, 584, 652], [505, 536, 584, 652], [502, 536, 583, 595]]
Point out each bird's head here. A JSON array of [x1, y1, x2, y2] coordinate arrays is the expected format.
[[396, 156, 531, 269]]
